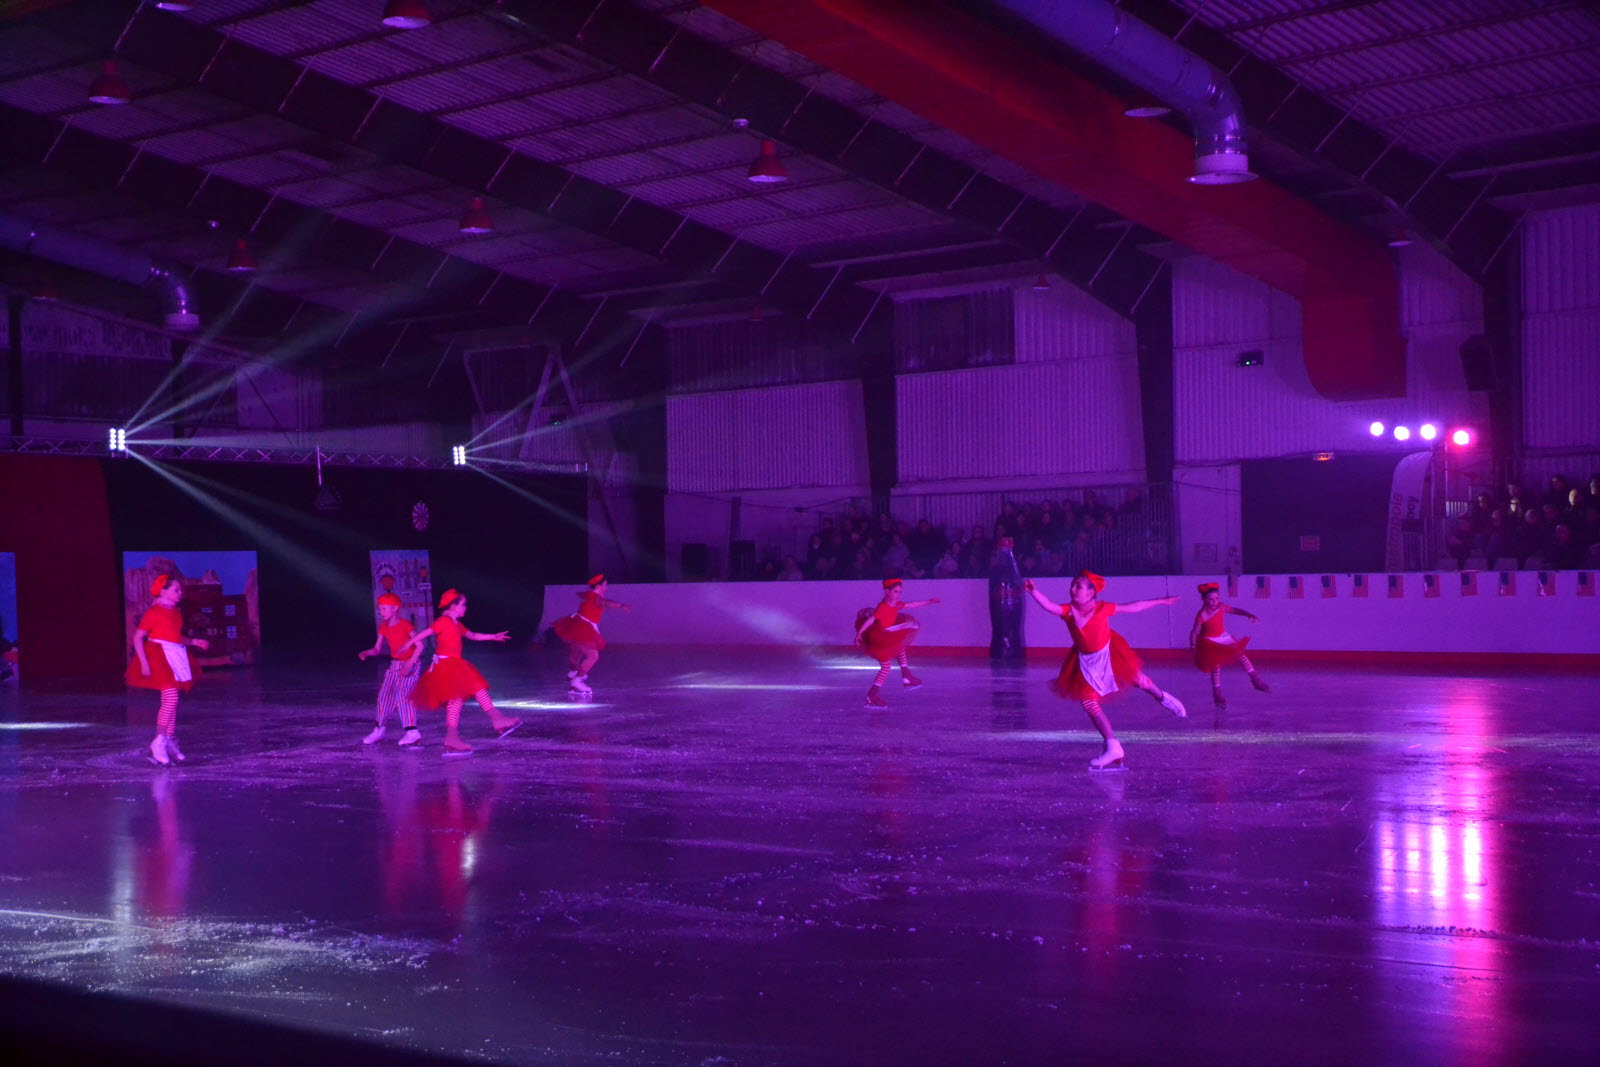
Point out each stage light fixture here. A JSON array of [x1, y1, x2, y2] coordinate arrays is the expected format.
[[1451, 428, 1472, 447], [108, 427, 127, 452], [451, 445, 467, 466], [225, 237, 258, 272], [383, 0, 430, 29], [1031, 275, 1051, 292], [1368, 420, 1385, 437], [153, 1, 195, 10], [458, 196, 493, 234], [1419, 423, 1438, 441], [747, 140, 788, 183], [1393, 426, 1411, 441], [88, 60, 131, 105]]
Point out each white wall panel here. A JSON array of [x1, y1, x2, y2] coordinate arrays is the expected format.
[[666, 380, 867, 493], [1013, 284, 1134, 362], [1396, 242, 1484, 328], [1523, 203, 1600, 314], [1173, 256, 1293, 348], [896, 360, 1144, 483], [1174, 463, 1242, 575], [1173, 253, 1483, 464], [664, 484, 871, 579], [1522, 309, 1600, 450]]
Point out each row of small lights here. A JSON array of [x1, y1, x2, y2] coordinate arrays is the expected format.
[[1369, 421, 1473, 446]]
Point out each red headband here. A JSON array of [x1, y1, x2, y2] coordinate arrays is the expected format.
[[150, 575, 170, 597], [587, 574, 605, 587], [438, 588, 461, 608], [1078, 570, 1106, 594], [882, 578, 903, 590], [377, 593, 402, 607], [1197, 582, 1220, 595]]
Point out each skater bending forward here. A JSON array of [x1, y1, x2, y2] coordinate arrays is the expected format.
[[1025, 571, 1185, 770], [854, 578, 940, 708], [551, 574, 630, 695]]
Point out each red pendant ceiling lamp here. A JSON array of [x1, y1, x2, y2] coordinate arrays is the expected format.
[[747, 140, 788, 183], [458, 196, 494, 234], [88, 60, 131, 105], [382, 0, 430, 30]]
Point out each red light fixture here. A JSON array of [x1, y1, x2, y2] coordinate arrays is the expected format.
[[458, 196, 493, 235], [88, 60, 131, 105], [1122, 91, 1171, 119], [225, 237, 258, 273], [747, 140, 787, 183], [1030, 275, 1050, 292], [1386, 226, 1413, 248], [382, 0, 430, 30]]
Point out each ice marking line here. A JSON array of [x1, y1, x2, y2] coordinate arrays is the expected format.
[[0, 908, 147, 927]]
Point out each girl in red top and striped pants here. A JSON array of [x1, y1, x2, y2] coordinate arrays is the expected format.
[[358, 593, 423, 746]]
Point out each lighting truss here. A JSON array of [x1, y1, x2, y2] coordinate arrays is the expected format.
[[1, 436, 583, 472]]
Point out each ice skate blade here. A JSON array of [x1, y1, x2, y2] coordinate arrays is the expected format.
[[146, 756, 171, 768], [495, 720, 522, 740], [901, 681, 923, 690], [442, 749, 473, 758], [1087, 760, 1125, 772]]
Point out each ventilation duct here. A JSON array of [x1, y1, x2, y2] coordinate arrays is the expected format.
[[992, 0, 1253, 185], [700, 0, 1405, 400], [0, 214, 198, 329]]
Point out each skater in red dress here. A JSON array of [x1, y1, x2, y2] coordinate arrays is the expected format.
[[399, 589, 521, 756], [126, 575, 210, 766], [853, 578, 941, 708], [551, 574, 630, 696], [358, 593, 423, 746], [1189, 582, 1269, 709], [1025, 571, 1186, 770]]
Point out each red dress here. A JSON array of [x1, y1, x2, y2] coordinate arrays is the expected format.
[[1193, 607, 1250, 672], [125, 604, 200, 692], [553, 591, 606, 651], [1051, 601, 1143, 702], [411, 617, 490, 709], [856, 599, 918, 662]]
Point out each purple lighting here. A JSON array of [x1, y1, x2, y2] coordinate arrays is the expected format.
[[1451, 428, 1472, 446], [1368, 421, 1385, 437], [1393, 426, 1411, 441], [1419, 423, 1438, 441]]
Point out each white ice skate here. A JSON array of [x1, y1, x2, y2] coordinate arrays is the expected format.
[[1158, 691, 1188, 718], [148, 735, 170, 767], [164, 734, 185, 762], [568, 671, 592, 695], [398, 728, 422, 747], [1089, 739, 1126, 771], [362, 725, 387, 745]]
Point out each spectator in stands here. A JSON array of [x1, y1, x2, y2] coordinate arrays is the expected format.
[[1468, 492, 1495, 535], [1547, 524, 1584, 569], [1444, 516, 1477, 569], [882, 532, 911, 576], [933, 546, 961, 578], [1516, 508, 1546, 567], [1483, 509, 1515, 563], [778, 555, 804, 581], [1545, 475, 1571, 511]]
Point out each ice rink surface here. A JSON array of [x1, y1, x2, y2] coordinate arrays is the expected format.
[[1, 647, 1597, 1064]]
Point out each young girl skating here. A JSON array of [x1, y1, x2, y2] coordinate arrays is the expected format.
[[854, 578, 941, 708], [358, 592, 423, 746], [551, 574, 630, 696], [1025, 571, 1186, 770], [1189, 582, 1269, 709], [126, 575, 210, 766], [399, 589, 521, 756]]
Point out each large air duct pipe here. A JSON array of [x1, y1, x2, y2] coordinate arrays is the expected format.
[[0, 215, 199, 329], [993, 0, 1253, 184]]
